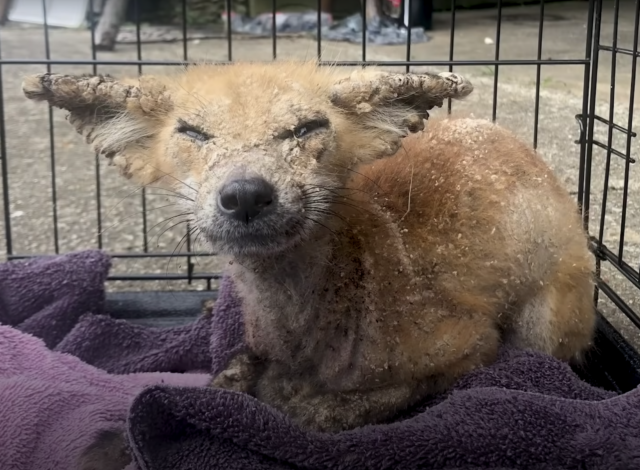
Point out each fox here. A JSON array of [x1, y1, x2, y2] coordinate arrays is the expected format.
[[23, 61, 595, 468]]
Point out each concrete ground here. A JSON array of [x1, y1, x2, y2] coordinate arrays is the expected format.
[[0, 1, 638, 346]]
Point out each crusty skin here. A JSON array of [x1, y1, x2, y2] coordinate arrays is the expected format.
[[23, 62, 595, 438]]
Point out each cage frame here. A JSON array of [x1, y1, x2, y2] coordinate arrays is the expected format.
[[0, 0, 639, 392]]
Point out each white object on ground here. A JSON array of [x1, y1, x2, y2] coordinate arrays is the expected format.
[[9, 0, 89, 29]]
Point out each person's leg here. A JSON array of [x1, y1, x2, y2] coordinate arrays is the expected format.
[[365, 0, 381, 21]]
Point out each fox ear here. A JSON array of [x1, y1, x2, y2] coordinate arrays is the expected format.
[[22, 72, 172, 183], [329, 70, 473, 156]]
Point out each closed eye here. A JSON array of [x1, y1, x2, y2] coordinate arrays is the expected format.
[[293, 118, 329, 138], [176, 119, 211, 142], [279, 118, 330, 140]]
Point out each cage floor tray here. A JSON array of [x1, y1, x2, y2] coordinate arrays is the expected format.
[[106, 291, 640, 394]]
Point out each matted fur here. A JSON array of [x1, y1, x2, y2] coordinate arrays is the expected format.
[[23, 62, 595, 445]]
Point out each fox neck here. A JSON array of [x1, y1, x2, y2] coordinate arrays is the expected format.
[[227, 203, 373, 361]]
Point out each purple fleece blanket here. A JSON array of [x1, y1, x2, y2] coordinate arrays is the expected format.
[[1, 250, 640, 470], [0, 251, 211, 470]]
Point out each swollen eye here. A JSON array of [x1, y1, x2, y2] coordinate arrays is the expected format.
[[183, 129, 208, 142], [292, 118, 329, 139], [176, 120, 211, 142]]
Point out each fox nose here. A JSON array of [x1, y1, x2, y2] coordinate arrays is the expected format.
[[217, 177, 276, 224]]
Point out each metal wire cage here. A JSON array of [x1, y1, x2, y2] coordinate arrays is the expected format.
[[0, 0, 638, 388]]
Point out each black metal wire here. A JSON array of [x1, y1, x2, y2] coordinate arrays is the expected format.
[[106, 273, 221, 281], [185, 221, 193, 285], [226, 0, 233, 61], [618, 0, 640, 264], [405, 0, 413, 73], [587, 0, 604, 305], [316, 0, 322, 60], [492, 0, 503, 122], [577, 0, 596, 213], [599, 45, 640, 57], [8, 251, 216, 260], [447, 0, 456, 114], [181, 0, 195, 283], [591, 239, 640, 291], [0, 58, 591, 66], [182, 0, 189, 60], [590, 138, 635, 163], [0, 32, 10, 255], [89, 0, 103, 250], [42, 0, 60, 253], [583, 0, 604, 232], [532, 0, 545, 149], [178, 0, 195, 284], [591, 237, 640, 326], [596, 278, 640, 329], [361, 0, 367, 61], [133, 0, 150, 253], [272, 0, 277, 59], [593, 115, 637, 137]]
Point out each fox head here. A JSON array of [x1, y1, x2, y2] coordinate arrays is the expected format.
[[23, 62, 472, 258]]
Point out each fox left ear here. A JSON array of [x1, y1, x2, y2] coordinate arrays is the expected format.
[[22, 72, 172, 183], [329, 69, 473, 155]]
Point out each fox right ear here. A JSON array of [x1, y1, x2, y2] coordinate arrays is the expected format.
[[22, 73, 172, 183], [329, 70, 473, 157]]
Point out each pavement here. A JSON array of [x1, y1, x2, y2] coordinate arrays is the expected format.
[[0, 0, 638, 346]]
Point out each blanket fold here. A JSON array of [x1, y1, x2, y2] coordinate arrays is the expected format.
[[0, 251, 211, 470], [127, 348, 638, 470], [0, 250, 110, 348], [1, 249, 639, 470]]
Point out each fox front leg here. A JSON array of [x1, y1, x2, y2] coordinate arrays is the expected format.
[[257, 376, 419, 433], [210, 351, 266, 394], [78, 429, 132, 470]]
